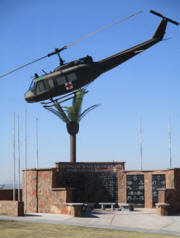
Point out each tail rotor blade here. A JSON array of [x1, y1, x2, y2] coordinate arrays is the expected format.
[[150, 10, 179, 25]]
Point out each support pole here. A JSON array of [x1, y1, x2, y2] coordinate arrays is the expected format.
[[70, 135, 76, 163]]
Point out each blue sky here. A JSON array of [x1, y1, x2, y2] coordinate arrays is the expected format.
[[0, 0, 179, 184]]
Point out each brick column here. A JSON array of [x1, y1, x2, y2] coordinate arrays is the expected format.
[[22, 170, 38, 213], [144, 173, 152, 208], [117, 172, 126, 203]]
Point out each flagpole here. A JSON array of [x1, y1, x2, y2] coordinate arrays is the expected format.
[[35, 117, 39, 213], [13, 113, 16, 201], [24, 109, 27, 212], [36, 118, 39, 169], [18, 115, 21, 201], [168, 117, 172, 168], [139, 118, 143, 170]]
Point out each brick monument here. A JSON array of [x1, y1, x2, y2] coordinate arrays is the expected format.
[[22, 162, 180, 215]]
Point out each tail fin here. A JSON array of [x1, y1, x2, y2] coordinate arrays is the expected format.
[[151, 10, 179, 40]]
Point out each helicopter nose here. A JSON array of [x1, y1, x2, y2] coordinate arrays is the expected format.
[[24, 90, 34, 103]]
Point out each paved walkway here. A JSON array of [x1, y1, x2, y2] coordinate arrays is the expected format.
[[1, 208, 180, 236]]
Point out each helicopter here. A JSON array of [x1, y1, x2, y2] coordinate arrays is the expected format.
[[0, 10, 179, 103]]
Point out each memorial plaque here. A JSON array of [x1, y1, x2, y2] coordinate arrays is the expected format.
[[152, 174, 166, 206], [126, 175, 144, 206], [59, 172, 118, 202]]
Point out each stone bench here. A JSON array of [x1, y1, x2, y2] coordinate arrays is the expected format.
[[118, 203, 134, 211], [99, 202, 116, 211], [83, 202, 96, 212], [65, 203, 83, 217], [156, 203, 170, 216]]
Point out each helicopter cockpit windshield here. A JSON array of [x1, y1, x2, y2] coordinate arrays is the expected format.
[[29, 80, 35, 92]]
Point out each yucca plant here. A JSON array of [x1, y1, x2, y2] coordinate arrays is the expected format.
[[44, 89, 99, 162]]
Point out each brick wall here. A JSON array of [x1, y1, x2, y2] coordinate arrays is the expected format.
[[22, 169, 38, 213], [0, 201, 24, 216], [158, 169, 180, 214], [23, 163, 180, 213], [22, 169, 73, 213]]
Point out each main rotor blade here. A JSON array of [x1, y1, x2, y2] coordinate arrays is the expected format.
[[0, 46, 67, 79], [0, 10, 143, 80], [0, 55, 47, 79], [66, 10, 143, 48]]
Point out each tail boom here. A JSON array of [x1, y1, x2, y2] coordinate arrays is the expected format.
[[95, 10, 179, 74]]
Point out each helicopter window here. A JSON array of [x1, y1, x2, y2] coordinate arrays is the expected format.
[[48, 79, 54, 88], [74, 60, 80, 65], [67, 73, 77, 82], [56, 75, 66, 85], [37, 81, 45, 93], [80, 59, 85, 64], [29, 81, 35, 92]]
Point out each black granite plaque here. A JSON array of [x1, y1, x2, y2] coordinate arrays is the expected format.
[[152, 174, 166, 206], [59, 172, 118, 203], [126, 175, 144, 206]]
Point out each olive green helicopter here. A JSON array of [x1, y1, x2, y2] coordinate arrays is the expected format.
[[0, 10, 179, 103]]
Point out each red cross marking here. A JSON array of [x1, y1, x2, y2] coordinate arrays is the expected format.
[[65, 82, 73, 90]]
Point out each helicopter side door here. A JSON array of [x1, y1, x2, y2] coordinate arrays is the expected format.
[[36, 80, 46, 95], [54, 72, 77, 88], [56, 75, 66, 86], [35, 77, 55, 95], [48, 78, 55, 88], [66, 72, 77, 82]]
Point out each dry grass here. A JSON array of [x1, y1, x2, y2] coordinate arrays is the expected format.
[[0, 221, 176, 238]]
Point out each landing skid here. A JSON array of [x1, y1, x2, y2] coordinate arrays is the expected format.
[[41, 88, 88, 107]]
